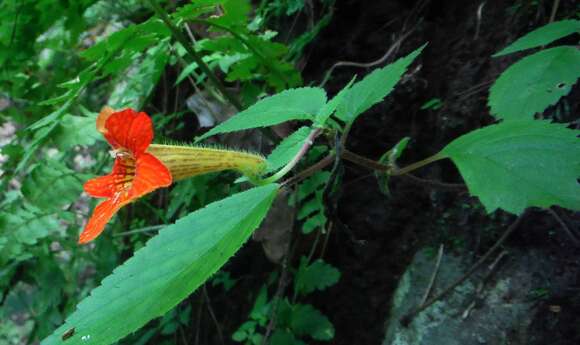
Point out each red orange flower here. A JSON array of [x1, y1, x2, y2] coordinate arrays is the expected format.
[[79, 108, 172, 244]]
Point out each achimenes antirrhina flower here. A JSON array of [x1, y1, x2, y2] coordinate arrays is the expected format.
[[80, 107, 266, 244]]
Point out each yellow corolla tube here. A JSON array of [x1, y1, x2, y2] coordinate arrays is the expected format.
[[147, 144, 267, 181]]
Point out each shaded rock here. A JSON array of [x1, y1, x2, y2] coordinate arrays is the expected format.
[[383, 247, 576, 345]]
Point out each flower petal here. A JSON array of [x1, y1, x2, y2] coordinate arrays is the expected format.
[[104, 109, 153, 157], [83, 158, 135, 198], [130, 153, 172, 198], [79, 197, 128, 244], [84, 174, 116, 198], [96, 106, 115, 135]]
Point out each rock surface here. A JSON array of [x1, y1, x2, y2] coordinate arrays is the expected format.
[[383, 247, 576, 345]]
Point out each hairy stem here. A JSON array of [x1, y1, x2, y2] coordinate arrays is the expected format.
[[262, 128, 322, 184]]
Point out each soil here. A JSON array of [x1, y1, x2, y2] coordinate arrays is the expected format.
[[171, 1, 580, 344]]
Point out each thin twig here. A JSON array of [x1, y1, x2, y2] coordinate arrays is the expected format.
[[462, 250, 508, 319], [203, 285, 225, 345], [547, 208, 580, 246], [401, 210, 528, 326], [195, 292, 204, 345], [113, 224, 165, 237], [473, 2, 486, 40], [320, 221, 333, 259], [548, 0, 560, 23], [420, 244, 444, 305], [399, 173, 466, 191], [320, 30, 414, 87], [261, 191, 297, 345]]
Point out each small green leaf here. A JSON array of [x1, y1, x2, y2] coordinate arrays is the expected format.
[[489, 46, 580, 121], [290, 304, 334, 341], [266, 127, 311, 172], [336, 44, 425, 123], [196, 87, 327, 141], [41, 184, 279, 345], [295, 258, 340, 295], [494, 19, 580, 57], [440, 120, 580, 214], [375, 137, 410, 196]]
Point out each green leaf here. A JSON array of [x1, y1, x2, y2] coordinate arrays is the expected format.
[[21, 160, 83, 211], [269, 329, 305, 345], [80, 19, 169, 61], [16, 121, 59, 173], [494, 19, 580, 57], [335, 44, 425, 123], [196, 87, 327, 141], [489, 46, 580, 121], [315, 76, 356, 126], [290, 304, 334, 341], [108, 40, 171, 109], [173, 1, 222, 21], [41, 184, 279, 345], [51, 114, 101, 150], [375, 137, 410, 196], [266, 127, 311, 172], [295, 258, 340, 295], [28, 99, 74, 131], [0, 206, 63, 264], [440, 120, 580, 214]]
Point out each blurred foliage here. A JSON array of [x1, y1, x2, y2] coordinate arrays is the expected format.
[[0, 0, 328, 343]]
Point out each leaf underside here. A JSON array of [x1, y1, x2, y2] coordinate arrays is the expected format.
[[42, 184, 279, 345], [441, 120, 580, 214]]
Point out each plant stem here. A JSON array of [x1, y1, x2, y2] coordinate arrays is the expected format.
[[281, 154, 335, 187], [147, 0, 243, 111], [390, 153, 444, 176], [341, 149, 390, 172], [262, 128, 322, 184]]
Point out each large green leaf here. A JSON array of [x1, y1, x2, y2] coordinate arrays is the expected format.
[[335, 44, 425, 123], [41, 184, 279, 345], [488, 46, 580, 121], [197, 87, 326, 141], [494, 19, 580, 57], [440, 120, 580, 214]]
